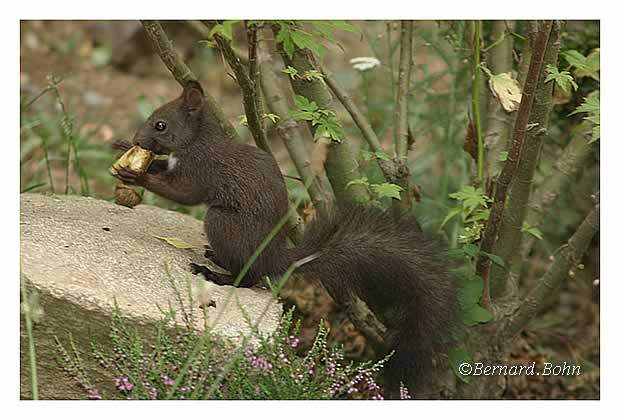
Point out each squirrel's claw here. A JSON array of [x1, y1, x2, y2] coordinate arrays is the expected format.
[[114, 167, 143, 185]]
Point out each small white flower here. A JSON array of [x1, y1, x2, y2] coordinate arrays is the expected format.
[[350, 56, 381, 72]]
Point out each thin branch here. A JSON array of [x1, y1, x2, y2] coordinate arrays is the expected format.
[[210, 27, 272, 154], [488, 21, 562, 296], [517, 21, 538, 88], [320, 65, 398, 182], [472, 20, 484, 183], [501, 201, 599, 341], [140, 20, 241, 144], [476, 20, 553, 298], [271, 23, 369, 204], [259, 44, 333, 215], [520, 122, 593, 260], [390, 21, 417, 219], [395, 20, 413, 158]]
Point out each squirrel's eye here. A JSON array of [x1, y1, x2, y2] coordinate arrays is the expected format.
[[155, 121, 167, 131]]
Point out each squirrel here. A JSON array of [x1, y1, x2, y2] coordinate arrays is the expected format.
[[112, 81, 460, 396]]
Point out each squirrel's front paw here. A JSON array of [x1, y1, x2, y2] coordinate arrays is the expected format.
[[114, 167, 144, 186]]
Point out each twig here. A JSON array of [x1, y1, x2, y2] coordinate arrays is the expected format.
[[140, 20, 241, 144], [501, 201, 599, 341], [476, 20, 553, 299]]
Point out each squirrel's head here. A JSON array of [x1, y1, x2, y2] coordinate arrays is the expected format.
[[132, 80, 206, 155]]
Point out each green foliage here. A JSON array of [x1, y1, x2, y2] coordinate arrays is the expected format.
[[208, 20, 240, 41], [544, 64, 578, 93], [360, 150, 391, 161], [275, 20, 357, 59], [289, 95, 344, 142], [457, 273, 493, 327], [282, 66, 325, 82], [370, 183, 403, 200], [521, 221, 544, 240], [441, 186, 492, 244], [570, 92, 600, 142], [448, 347, 473, 383], [562, 49, 600, 81], [276, 23, 326, 59], [345, 177, 403, 202]]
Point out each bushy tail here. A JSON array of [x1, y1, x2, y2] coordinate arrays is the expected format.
[[292, 206, 460, 394]]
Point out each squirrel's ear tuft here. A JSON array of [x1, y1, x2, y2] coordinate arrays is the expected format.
[[182, 80, 204, 111]]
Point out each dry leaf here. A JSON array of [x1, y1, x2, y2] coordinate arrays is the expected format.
[[153, 235, 196, 249], [489, 72, 522, 112]]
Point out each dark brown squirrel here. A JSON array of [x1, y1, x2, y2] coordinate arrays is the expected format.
[[113, 81, 460, 396]]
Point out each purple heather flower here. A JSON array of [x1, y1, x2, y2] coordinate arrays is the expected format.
[[289, 336, 300, 349], [114, 377, 134, 392], [161, 374, 175, 386], [399, 384, 411, 400]]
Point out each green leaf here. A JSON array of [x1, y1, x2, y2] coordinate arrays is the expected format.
[[282, 66, 299, 80], [153, 235, 196, 249], [458, 274, 484, 308], [449, 186, 492, 212], [563, 49, 599, 81], [289, 28, 326, 57], [570, 92, 600, 142], [301, 69, 325, 82], [480, 251, 505, 268], [462, 244, 479, 258], [345, 177, 369, 190], [440, 207, 461, 229], [370, 183, 403, 200], [463, 304, 494, 326], [521, 222, 543, 240], [263, 113, 280, 124], [448, 348, 474, 384], [498, 151, 508, 161], [465, 208, 490, 224], [361, 150, 390, 161], [292, 95, 318, 112], [208, 20, 239, 41], [276, 27, 296, 59], [544, 64, 578, 93]]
